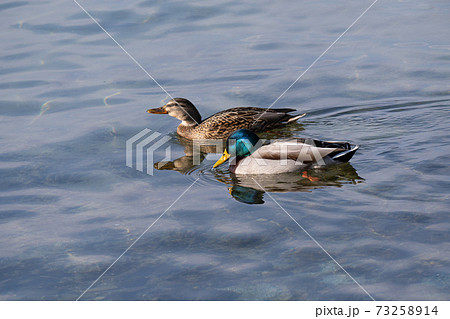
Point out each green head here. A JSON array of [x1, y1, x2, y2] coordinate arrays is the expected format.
[[213, 129, 261, 168]]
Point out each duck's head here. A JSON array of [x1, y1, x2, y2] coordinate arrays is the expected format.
[[147, 98, 201, 126], [213, 129, 261, 168]]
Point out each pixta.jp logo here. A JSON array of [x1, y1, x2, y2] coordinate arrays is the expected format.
[[126, 129, 223, 175], [126, 129, 171, 175]]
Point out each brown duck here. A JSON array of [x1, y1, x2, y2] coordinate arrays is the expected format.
[[147, 98, 305, 139]]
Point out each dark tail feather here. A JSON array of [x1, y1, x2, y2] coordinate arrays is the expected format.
[[270, 108, 297, 113], [331, 145, 359, 163]]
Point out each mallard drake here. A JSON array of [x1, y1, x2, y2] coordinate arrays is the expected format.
[[213, 129, 359, 174], [147, 98, 305, 139]]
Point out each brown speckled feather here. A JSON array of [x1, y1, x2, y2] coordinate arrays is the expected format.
[[188, 107, 301, 139]]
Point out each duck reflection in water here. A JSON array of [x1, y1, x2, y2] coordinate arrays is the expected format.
[[154, 135, 225, 174], [213, 163, 364, 204]]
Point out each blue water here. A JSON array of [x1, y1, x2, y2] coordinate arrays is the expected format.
[[0, 0, 449, 300]]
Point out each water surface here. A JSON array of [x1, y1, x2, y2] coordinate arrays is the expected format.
[[0, 0, 449, 300]]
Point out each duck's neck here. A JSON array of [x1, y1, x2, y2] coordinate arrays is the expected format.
[[177, 123, 199, 139]]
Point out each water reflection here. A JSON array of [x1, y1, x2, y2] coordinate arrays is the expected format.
[[213, 163, 364, 204], [154, 135, 225, 174]]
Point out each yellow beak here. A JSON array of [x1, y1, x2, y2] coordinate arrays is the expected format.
[[213, 149, 230, 168], [146, 106, 168, 114]]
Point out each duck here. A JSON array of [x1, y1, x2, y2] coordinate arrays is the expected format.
[[213, 129, 359, 174], [147, 98, 305, 140]]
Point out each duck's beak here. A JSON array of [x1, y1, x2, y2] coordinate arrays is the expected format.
[[147, 106, 168, 114], [213, 149, 230, 168]]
